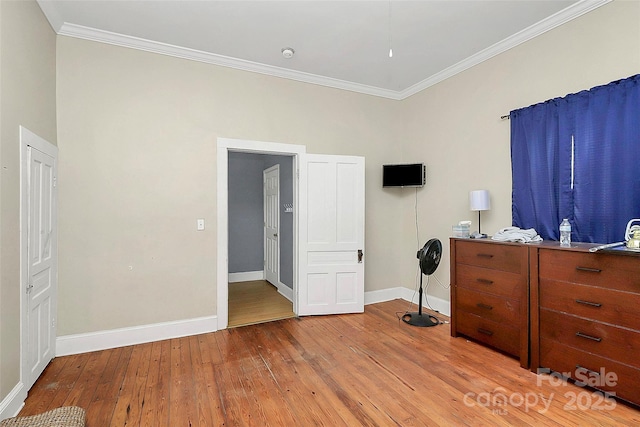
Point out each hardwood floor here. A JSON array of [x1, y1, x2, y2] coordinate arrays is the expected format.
[[228, 280, 295, 328], [19, 299, 640, 426]]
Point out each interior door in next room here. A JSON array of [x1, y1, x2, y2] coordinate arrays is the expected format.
[[264, 165, 280, 285]]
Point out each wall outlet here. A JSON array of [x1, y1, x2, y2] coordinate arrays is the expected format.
[[197, 218, 205, 231]]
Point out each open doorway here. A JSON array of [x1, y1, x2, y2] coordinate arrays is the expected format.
[[217, 139, 365, 329], [216, 139, 306, 330], [227, 280, 294, 327], [227, 152, 294, 327]]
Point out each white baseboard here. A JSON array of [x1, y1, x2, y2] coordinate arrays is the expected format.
[[275, 281, 294, 302], [53, 286, 447, 358], [56, 315, 218, 357], [364, 287, 406, 305], [229, 270, 264, 283], [364, 286, 450, 317], [0, 382, 25, 421]]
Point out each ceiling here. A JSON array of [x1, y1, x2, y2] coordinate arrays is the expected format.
[[37, 0, 608, 100]]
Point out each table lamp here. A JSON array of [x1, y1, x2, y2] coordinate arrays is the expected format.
[[470, 190, 491, 236]]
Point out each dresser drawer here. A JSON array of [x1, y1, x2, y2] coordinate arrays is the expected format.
[[540, 338, 640, 404], [455, 240, 526, 274], [456, 264, 524, 299], [538, 249, 640, 293], [456, 311, 520, 357], [539, 279, 640, 330], [540, 309, 640, 369], [456, 288, 519, 324]]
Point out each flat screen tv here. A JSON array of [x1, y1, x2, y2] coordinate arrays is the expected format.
[[383, 163, 425, 188]]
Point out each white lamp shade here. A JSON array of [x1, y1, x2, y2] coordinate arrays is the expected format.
[[470, 190, 491, 211]]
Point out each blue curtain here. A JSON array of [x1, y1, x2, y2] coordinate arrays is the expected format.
[[511, 74, 640, 243]]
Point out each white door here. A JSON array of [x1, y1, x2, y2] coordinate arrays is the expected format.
[[298, 155, 365, 316], [264, 165, 280, 285], [21, 128, 58, 389]]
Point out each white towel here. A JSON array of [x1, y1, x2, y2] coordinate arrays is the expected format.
[[491, 227, 543, 243]]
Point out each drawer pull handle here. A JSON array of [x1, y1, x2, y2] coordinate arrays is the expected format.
[[477, 328, 493, 336], [477, 278, 494, 285], [476, 303, 493, 310], [576, 364, 601, 376], [477, 253, 494, 258], [575, 299, 602, 308], [576, 266, 602, 273], [576, 332, 602, 342]]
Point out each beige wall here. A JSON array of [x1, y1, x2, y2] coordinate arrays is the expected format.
[[0, 0, 57, 404], [53, 0, 640, 336], [0, 0, 635, 413], [56, 36, 405, 335], [399, 0, 640, 302]]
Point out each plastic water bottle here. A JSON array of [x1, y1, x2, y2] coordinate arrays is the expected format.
[[560, 218, 571, 247]]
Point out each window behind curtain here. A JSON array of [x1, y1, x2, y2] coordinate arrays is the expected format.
[[511, 74, 640, 244]]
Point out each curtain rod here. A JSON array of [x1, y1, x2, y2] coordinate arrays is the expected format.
[[501, 115, 510, 120]]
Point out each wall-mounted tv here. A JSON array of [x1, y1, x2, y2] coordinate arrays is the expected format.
[[383, 163, 426, 188]]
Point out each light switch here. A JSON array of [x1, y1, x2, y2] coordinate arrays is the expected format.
[[197, 218, 205, 231]]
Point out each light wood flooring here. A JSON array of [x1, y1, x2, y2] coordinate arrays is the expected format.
[[228, 280, 295, 328], [19, 299, 640, 426]]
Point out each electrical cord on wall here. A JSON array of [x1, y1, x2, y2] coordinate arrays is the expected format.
[[415, 187, 420, 248], [395, 185, 450, 324], [432, 274, 451, 290], [415, 185, 450, 292], [394, 182, 451, 325], [396, 189, 423, 325]]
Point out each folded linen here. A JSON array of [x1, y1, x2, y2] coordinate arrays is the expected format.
[[491, 227, 543, 243]]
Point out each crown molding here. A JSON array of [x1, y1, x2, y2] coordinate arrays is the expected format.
[[57, 23, 403, 100], [52, 0, 609, 101], [399, 0, 611, 99]]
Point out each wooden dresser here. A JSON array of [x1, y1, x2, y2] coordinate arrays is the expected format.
[[450, 238, 529, 368], [451, 238, 640, 404], [530, 244, 640, 406]]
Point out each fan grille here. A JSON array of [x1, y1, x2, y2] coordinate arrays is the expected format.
[[417, 238, 442, 275]]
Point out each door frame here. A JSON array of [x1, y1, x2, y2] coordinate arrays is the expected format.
[[19, 126, 58, 390], [263, 164, 280, 286], [217, 138, 305, 329]]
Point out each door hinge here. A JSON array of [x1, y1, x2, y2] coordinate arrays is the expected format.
[[53, 176, 57, 188], [26, 283, 33, 294]]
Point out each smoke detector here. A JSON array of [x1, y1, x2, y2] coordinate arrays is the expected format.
[[281, 47, 295, 59]]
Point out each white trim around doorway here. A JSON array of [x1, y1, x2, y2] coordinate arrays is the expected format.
[[216, 138, 305, 330]]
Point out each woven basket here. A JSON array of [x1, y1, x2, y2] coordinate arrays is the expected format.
[[0, 406, 85, 427]]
